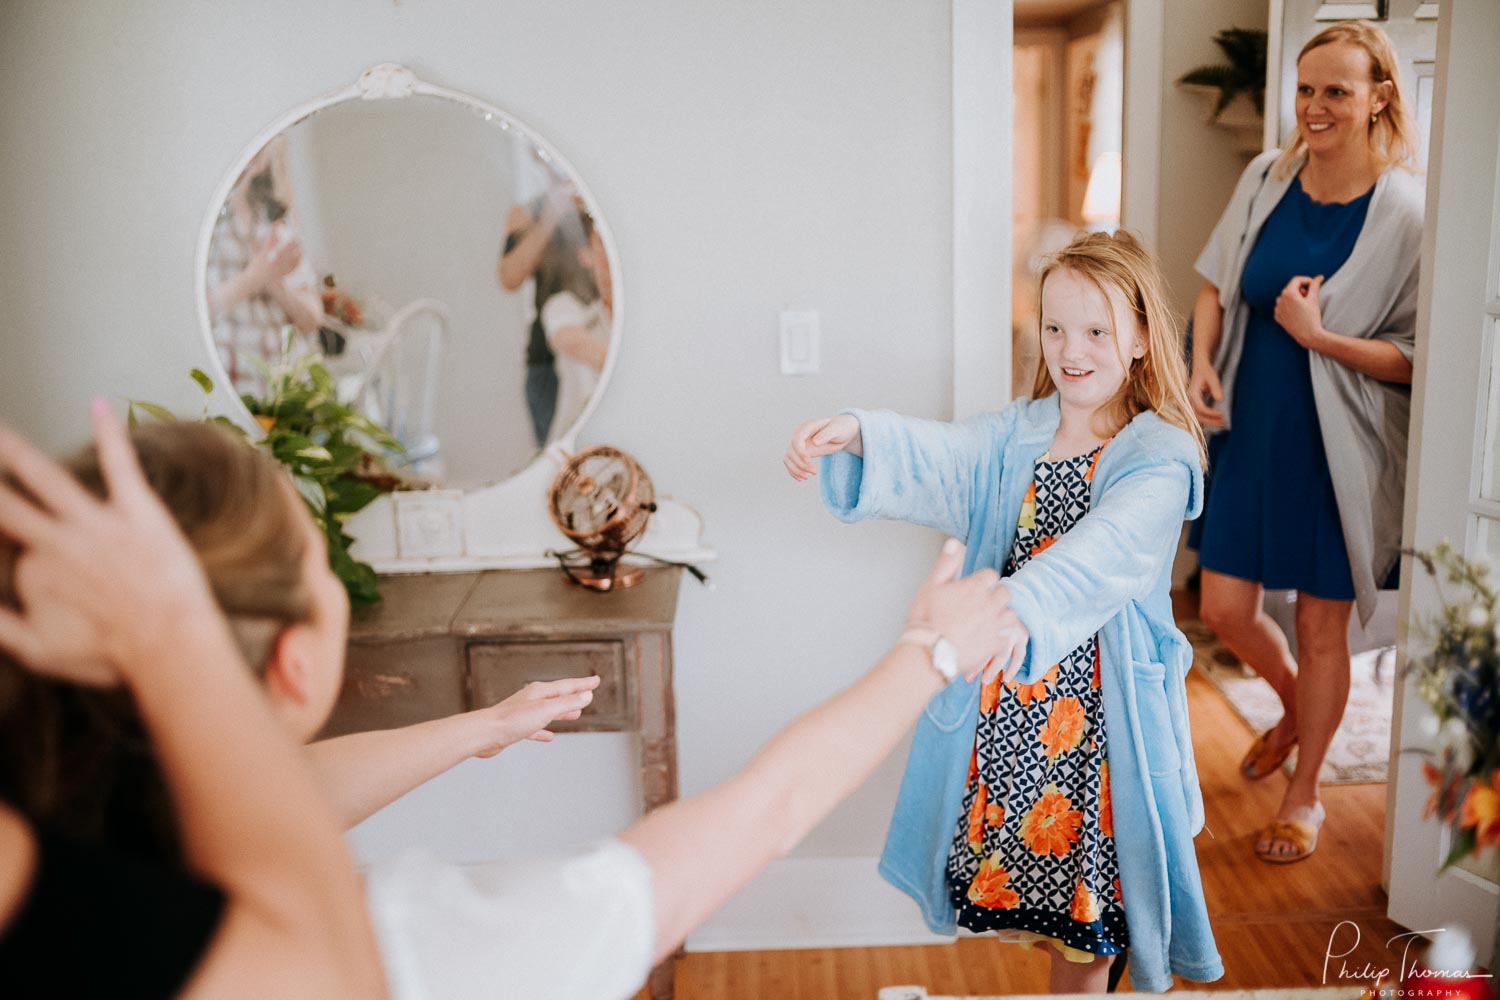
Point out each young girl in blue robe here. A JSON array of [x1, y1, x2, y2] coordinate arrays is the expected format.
[[785, 231, 1223, 994]]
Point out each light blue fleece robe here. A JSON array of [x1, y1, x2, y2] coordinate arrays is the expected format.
[[820, 395, 1223, 993]]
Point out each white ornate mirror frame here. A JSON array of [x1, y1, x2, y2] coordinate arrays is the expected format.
[[194, 64, 711, 573]]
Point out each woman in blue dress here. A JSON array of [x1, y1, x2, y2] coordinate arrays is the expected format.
[[1187, 21, 1424, 863]]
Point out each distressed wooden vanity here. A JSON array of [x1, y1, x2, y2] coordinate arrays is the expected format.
[[320, 566, 684, 999]]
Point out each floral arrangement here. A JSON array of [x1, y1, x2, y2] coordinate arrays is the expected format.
[[130, 341, 402, 608], [1407, 542, 1500, 868]]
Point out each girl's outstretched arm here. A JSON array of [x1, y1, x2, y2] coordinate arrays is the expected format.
[[0, 405, 385, 999], [307, 676, 600, 828], [620, 540, 1009, 962], [789, 407, 1012, 541]]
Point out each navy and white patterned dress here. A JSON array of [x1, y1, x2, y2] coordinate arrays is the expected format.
[[944, 443, 1128, 958]]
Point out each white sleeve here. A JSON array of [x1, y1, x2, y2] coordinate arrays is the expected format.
[[541, 291, 591, 342], [365, 839, 656, 1000]]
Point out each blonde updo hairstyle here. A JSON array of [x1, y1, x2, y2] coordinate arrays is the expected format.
[[0, 421, 314, 857]]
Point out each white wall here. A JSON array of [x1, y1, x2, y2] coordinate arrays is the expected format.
[[1141, 0, 1270, 319], [0, 0, 953, 947]]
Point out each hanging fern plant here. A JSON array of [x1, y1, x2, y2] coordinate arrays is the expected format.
[[1178, 27, 1268, 119]]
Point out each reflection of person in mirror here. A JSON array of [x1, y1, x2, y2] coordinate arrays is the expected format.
[[497, 175, 595, 447], [205, 136, 322, 392], [538, 212, 611, 446]]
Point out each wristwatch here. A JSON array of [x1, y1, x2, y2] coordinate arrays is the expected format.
[[899, 627, 959, 683]]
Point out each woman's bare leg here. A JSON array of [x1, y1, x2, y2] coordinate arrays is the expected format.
[[1197, 568, 1299, 751], [1258, 592, 1352, 857]]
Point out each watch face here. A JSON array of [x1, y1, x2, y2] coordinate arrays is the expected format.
[[932, 636, 959, 681]]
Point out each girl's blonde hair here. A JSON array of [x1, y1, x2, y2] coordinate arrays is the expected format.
[[1272, 20, 1417, 181], [0, 421, 314, 856], [1031, 229, 1208, 468]]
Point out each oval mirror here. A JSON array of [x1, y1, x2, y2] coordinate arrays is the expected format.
[[195, 65, 620, 491]]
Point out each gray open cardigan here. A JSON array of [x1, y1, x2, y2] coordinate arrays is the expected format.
[[1194, 149, 1425, 625]]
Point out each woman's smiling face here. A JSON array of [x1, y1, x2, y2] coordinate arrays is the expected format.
[[1295, 41, 1391, 159]]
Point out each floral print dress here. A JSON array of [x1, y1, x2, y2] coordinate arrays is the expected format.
[[944, 443, 1127, 960]]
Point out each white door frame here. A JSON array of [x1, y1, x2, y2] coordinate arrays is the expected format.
[[1386, 0, 1500, 964], [953, 0, 1153, 417]]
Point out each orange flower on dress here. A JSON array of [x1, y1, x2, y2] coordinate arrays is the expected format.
[[1018, 481, 1037, 530], [1031, 535, 1057, 557], [1019, 783, 1082, 856], [980, 674, 1002, 714], [1039, 697, 1088, 758], [1113, 876, 1124, 903], [1071, 880, 1101, 923], [1459, 771, 1500, 849], [1006, 663, 1058, 706], [1099, 761, 1114, 838], [967, 783, 989, 854], [986, 802, 1005, 827], [967, 853, 1021, 909]]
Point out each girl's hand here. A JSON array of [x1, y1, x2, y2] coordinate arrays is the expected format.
[[1188, 363, 1225, 429], [471, 675, 602, 758], [984, 604, 1031, 686], [903, 540, 1013, 682], [1275, 274, 1328, 350], [0, 401, 223, 686], [784, 414, 862, 481]]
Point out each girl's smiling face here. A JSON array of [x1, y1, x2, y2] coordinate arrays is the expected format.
[[1295, 41, 1391, 159], [1040, 267, 1146, 419]]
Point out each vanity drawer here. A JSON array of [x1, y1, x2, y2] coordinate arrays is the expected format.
[[322, 636, 467, 738], [466, 640, 633, 731]]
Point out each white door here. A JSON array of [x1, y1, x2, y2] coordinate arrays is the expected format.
[[1386, 0, 1500, 966]]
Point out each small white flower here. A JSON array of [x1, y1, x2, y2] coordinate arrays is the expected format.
[[1466, 605, 1489, 629]]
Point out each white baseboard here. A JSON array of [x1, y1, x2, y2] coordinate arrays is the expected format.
[[686, 856, 947, 952]]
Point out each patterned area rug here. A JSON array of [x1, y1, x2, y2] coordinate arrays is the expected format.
[[1178, 617, 1394, 785]]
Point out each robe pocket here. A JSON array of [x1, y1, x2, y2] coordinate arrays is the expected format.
[[923, 676, 981, 732], [1133, 659, 1183, 777]]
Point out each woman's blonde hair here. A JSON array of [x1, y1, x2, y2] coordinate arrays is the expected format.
[[1031, 229, 1208, 468], [1272, 20, 1417, 181], [0, 421, 314, 855]]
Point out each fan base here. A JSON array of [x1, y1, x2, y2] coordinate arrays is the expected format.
[[567, 566, 646, 592]]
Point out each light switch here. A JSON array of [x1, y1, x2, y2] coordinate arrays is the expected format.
[[779, 309, 820, 375]]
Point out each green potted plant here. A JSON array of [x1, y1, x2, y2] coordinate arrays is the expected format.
[[1177, 27, 1268, 119], [131, 342, 402, 607]]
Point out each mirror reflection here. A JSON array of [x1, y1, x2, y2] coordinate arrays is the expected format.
[[203, 94, 614, 489]]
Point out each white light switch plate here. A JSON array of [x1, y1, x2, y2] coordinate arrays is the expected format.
[[779, 309, 820, 375]]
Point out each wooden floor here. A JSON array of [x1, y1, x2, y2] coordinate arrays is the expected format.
[[636, 593, 1408, 998]]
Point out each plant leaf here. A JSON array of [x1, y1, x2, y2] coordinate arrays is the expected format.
[[189, 368, 214, 395]]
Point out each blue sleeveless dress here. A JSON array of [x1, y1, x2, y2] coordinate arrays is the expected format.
[[1197, 176, 1373, 600]]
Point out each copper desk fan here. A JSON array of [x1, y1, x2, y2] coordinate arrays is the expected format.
[[547, 446, 658, 591]]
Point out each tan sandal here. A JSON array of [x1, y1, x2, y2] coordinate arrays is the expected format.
[[1240, 726, 1297, 781], [1255, 803, 1325, 864]]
